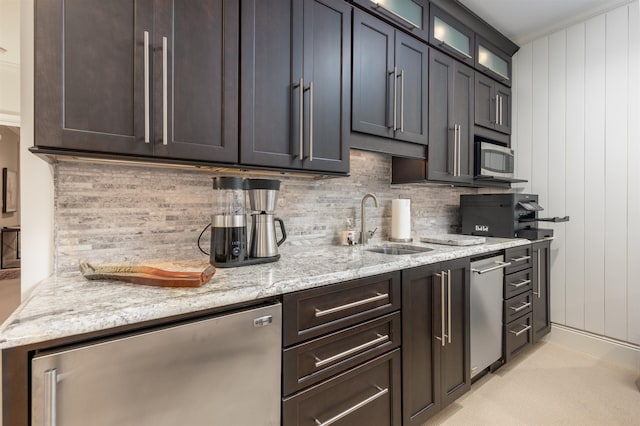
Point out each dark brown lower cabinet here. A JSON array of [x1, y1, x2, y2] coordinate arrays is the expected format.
[[402, 258, 471, 425], [532, 240, 551, 342], [283, 350, 402, 426], [504, 312, 533, 361]]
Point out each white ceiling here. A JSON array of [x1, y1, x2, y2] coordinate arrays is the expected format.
[[458, 0, 633, 45]]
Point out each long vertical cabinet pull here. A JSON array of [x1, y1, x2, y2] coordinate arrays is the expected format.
[[399, 70, 404, 132], [306, 81, 314, 161], [295, 78, 304, 160], [498, 95, 503, 126], [162, 36, 168, 145], [436, 272, 446, 346], [392, 67, 398, 130], [494, 95, 499, 124], [143, 31, 150, 143], [452, 125, 459, 176], [447, 269, 452, 344], [456, 125, 461, 177], [44, 368, 57, 426]]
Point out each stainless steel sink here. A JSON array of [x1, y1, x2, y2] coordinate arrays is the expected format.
[[365, 244, 434, 255]]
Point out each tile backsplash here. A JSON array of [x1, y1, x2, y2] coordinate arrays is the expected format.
[[54, 150, 478, 273]]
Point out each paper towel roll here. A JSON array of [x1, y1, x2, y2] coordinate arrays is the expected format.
[[391, 199, 411, 240]]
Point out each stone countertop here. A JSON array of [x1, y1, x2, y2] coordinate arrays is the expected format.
[[0, 238, 530, 350]]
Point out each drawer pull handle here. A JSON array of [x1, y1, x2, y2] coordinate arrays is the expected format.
[[510, 255, 531, 263], [509, 302, 531, 313], [472, 261, 512, 274], [509, 279, 531, 288], [313, 385, 389, 426], [314, 293, 389, 318], [510, 324, 532, 337], [44, 368, 57, 426], [314, 334, 389, 368]]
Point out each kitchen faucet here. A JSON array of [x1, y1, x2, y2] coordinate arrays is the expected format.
[[360, 193, 379, 245]]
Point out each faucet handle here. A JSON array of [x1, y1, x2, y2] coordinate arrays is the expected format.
[[368, 227, 378, 238]]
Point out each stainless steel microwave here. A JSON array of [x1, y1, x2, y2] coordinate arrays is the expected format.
[[475, 141, 514, 179]]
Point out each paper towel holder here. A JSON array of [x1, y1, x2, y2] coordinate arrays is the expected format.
[[389, 237, 413, 242]]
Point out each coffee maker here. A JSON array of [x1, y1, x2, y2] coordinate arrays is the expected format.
[[210, 177, 286, 267], [247, 179, 286, 261]]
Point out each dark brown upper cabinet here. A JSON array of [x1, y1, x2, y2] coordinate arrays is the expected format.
[[352, 0, 429, 42], [475, 73, 512, 135], [35, 0, 239, 163], [476, 36, 512, 86], [240, 0, 351, 174], [429, 3, 475, 67], [352, 10, 428, 146], [391, 49, 473, 185]]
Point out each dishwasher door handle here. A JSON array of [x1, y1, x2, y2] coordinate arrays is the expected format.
[[471, 261, 511, 274]]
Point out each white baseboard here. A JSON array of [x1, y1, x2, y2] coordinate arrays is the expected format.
[[543, 323, 640, 374]]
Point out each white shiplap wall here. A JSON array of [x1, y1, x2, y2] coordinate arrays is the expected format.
[[512, 1, 640, 345]]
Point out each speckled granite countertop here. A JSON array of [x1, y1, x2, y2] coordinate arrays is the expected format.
[[0, 238, 530, 350]]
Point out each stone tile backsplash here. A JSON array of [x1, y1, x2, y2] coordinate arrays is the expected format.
[[54, 150, 478, 273]]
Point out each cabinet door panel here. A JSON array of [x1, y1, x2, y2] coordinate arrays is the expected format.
[[352, 10, 395, 139], [36, 0, 153, 155], [532, 241, 551, 342], [402, 264, 441, 425], [453, 61, 474, 179], [427, 49, 453, 181], [155, 0, 238, 162], [495, 83, 512, 134], [240, 0, 302, 168], [302, 0, 350, 173], [394, 32, 428, 144], [474, 72, 494, 130], [440, 258, 471, 407]]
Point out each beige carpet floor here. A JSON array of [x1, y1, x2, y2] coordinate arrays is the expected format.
[[425, 341, 640, 425]]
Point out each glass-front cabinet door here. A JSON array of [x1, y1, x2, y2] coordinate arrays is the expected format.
[[353, 0, 429, 41], [476, 36, 511, 85], [429, 4, 474, 66]]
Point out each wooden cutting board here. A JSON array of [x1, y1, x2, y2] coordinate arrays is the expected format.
[[80, 262, 216, 288]]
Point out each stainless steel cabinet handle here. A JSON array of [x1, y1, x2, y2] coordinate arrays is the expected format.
[[314, 293, 389, 317], [510, 302, 531, 313], [399, 70, 404, 132], [435, 272, 446, 346], [437, 41, 472, 59], [372, 2, 418, 29], [510, 324, 532, 337], [447, 269, 452, 344], [494, 95, 499, 124], [306, 81, 314, 161], [509, 279, 531, 288], [314, 334, 389, 368], [44, 368, 57, 426], [453, 125, 459, 176], [294, 78, 304, 160], [536, 248, 541, 298], [499, 95, 503, 126], [313, 386, 389, 426], [162, 36, 168, 145], [457, 124, 462, 177], [143, 31, 150, 143], [510, 255, 531, 263], [472, 261, 512, 274], [392, 67, 398, 130]]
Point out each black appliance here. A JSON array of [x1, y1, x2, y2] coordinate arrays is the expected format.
[[460, 193, 569, 240]]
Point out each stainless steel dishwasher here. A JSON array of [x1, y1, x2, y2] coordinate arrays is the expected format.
[[31, 302, 281, 426], [470, 255, 510, 379]]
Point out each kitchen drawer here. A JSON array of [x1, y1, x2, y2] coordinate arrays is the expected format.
[[504, 268, 533, 299], [282, 349, 402, 426], [283, 312, 401, 396], [504, 245, 532, 274], [504, 313, 533, 362], [504, 291, 532, 324], [283, 272, 401, 346]]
